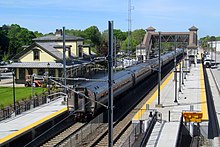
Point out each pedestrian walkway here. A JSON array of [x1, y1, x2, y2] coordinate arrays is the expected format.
[[0, 98, 67, 145], [132, 57, 209, 146]]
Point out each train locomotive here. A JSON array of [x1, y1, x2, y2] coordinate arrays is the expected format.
[[69, 49, 183, 119]]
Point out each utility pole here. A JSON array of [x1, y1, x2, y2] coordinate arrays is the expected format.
[[157, 32, 161, 106], [174, 35, 178, 103], [108, 21, 114, 147], [63, 27, 67, 97]]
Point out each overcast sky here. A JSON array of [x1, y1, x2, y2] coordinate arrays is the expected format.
[[0, 0, 219, 38]]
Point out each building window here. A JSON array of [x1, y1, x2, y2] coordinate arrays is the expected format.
[[33, 49, 40, 60]]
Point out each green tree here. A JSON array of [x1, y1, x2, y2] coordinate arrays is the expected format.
[[0, 24, 36, 59], [121, 29, 146, 53], [83, 26, 101, 47], [34, 31, 43, 38], [0, 29, 9, 59], [65, 29, 85, 38]]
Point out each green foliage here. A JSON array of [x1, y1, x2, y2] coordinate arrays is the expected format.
[[65, 29, 84, 38], [83, 26, 101, 47], [0, 24, 36, 60], [34, 31, 43, 38], [120, 29, 146, 53], [2, 54, 9, 62]]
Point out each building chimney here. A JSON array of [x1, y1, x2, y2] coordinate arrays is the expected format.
[[55, 29, 62, 36]]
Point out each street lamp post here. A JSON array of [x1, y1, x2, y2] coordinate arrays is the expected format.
[[12, 69, 16, 114]]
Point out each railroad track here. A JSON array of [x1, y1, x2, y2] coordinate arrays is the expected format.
[[41, 122, 85, 147], [88, 72, 172, 147], [48, 60, 178, 147]]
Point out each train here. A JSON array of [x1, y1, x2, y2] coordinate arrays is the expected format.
[[69, 49, 183, 120]]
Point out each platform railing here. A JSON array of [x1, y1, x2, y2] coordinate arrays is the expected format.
[[0, 91, 63, 121]]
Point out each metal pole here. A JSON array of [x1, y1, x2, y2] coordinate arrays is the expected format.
[[211, 41, 213, 62], [108, 21, 114, 147], [174, 35, 178, 103], [114, 36, 117, 71], [63, 27, 67, 97], [215, 41, 217, 66], [32, 74, 34, 99], [182, 48, 185, 85], [158, 32, 161, 105], [12, 70, 16, 113], [179, 61, 182, 92]]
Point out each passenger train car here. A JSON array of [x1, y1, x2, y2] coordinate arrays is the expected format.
[[70, 49, 183, 119]]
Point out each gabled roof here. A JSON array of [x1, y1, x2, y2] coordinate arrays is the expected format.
[[13, 42, 64, 61], [33, 35, 84, 42]]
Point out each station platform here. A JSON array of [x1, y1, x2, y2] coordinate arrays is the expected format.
[[0, 98, 67, 145], [132, 58, 209, 146]]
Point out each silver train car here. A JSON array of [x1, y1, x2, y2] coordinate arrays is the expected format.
[[71, 49, 183, 119]]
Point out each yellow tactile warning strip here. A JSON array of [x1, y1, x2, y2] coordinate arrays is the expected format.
[[133, 62, 209, 121], [0, 107, 67, 144], [133, 72, 174, 121], [200, 64, 208, 120]]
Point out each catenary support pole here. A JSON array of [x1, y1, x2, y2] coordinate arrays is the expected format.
[[182, 48, 185, 85], [179, 61, 182, 92], [13, 70, 16, 114], [108, 21, 114, 147], [63, 27, 67, 97], [158, 32, 161, 105], [174, 35, 178, 103]]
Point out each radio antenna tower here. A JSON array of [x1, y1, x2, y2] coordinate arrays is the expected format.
[[127, 0, 133, 57]]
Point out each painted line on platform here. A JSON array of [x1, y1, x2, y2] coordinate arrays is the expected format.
[[200, 64, 208, 121], [0, 107, 67, 144]]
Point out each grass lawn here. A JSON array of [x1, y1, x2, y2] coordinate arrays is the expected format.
[[0, 87, 46, 108]]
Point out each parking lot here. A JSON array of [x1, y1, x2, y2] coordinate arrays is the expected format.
[[0, 72, 23, 87]]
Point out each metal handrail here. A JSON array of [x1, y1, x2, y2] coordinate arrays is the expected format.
[[175, 114, 183, 147], [140, 112, 157, 147]]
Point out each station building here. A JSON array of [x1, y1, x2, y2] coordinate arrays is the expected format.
[[5, 29, 96, 84]]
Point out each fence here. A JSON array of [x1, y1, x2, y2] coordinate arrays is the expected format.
[[61, 112, 106, 147], [0, 91, 63, 121]]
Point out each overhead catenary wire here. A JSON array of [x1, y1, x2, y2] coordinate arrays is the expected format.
[[49, 78, 108, 109]]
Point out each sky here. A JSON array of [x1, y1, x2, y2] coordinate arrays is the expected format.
[[0, 0, 220, 38]]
